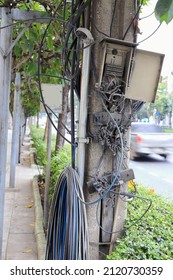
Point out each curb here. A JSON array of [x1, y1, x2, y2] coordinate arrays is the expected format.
[[32, 175, 46, 260]]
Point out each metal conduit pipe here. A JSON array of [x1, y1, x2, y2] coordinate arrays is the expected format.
[[77, 28, 94, 187]]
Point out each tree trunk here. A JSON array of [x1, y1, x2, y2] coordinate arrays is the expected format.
[[55, 84, 69, 153], [36, 112, 39, 128], [43, 116, 48, 141]]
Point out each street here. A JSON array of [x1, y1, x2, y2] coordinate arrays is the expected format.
[[130, 154, 173, 202]]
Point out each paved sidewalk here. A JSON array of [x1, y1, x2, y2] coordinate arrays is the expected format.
[[2, 129, 39, 260]]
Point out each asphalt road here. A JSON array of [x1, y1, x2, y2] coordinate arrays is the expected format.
[[130, 154, 173, 202]]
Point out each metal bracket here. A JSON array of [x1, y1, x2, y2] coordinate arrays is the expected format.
[[119, 168, 135, 183], [78, 137, 90, 144], [76, 27, 94, 44], [103, 169, 135, 186], [87, 168, 135, 193]]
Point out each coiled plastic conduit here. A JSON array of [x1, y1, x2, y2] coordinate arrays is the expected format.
[[45, 167, 90, 260]]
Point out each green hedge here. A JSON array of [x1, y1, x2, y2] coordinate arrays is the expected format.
[[49, 145, 71, 200], [31, 126, 47, 167], [30, 125, 71, 200], [31, 126, 173, 259], [107, 185, 173, 260]]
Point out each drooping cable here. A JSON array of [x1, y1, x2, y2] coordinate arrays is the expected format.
[[137, 22, 162, 44], [96, 190, 152, 235], [122, 1, 144, 40], [110, 0, 118, 37], [62, 0, 92, 167], [73, 90, 125, 206], [27, 74, 72, 136], [36, 1, 74, 145], [69, 0, 78, 168], [45, 166, 89, 260]]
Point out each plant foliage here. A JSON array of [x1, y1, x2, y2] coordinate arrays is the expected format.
[[107, 185, 173, 260], [49, 144, 71, 201], [155, 0, 173, 23], [30, 126, 47, 166], [30, 125, 71, 201]]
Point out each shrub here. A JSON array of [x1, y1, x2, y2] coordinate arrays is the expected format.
[[30, 125, 71, 201], [30, 125, 57, 167], [30, 126, 47, 167], [49, 144, 71, 201], [31, 126, 173, 260], [107, 185, 173, 260]]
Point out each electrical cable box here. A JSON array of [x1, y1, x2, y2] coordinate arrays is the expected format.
[[99, 38, 164, 103]]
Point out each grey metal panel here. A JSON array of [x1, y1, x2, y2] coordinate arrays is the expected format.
[[40, 84, 63, 113], [126, 49, 164, 102]]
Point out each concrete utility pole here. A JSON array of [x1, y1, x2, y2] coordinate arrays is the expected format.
[[85, 0, 135, 259], [9, 73, 21, 188], [0, 7, 13, 259], [44, 113, 52, 230]]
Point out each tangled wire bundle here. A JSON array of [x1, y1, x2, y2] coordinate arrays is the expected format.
[[45, 166, 89, 260]]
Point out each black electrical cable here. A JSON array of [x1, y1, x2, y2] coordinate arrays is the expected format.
[[122, 0, 144, 40], [139, 11, 155, 20], [62, 0, 91, 78], [62, 0, 91, 167], [92, 79, 152, 235], [96, 191, 152, 235], [70, 68, 76, 168], [36, 2, 74, 145], [131, 100, 144, 115], [0, 16, 68, 30], [73, 92, 125, 206], [90, 17, 110, 38], [43, 2, 91, 259], [110, 0, 118, 37], [28, 75, 72, 137], [137, 22, 162, 44], [45, 167, 89, 260], [68, 1, 78, 168]]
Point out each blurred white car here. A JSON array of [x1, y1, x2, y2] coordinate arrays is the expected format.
[[130, 123, 173, 160]]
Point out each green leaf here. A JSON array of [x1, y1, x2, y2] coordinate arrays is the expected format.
[[23, 40, 35, 54], [139, 0, 149, 6], [27, 61, 37, 74], [155, 0, 173, 23], [14, 45, 20, 57], [25, 28, 30, 40], [47, 36, 54, 50]]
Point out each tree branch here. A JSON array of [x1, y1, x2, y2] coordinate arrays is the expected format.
[[12, 54, 33, 71]]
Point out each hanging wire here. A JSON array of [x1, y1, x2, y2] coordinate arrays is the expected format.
[[27, 74, 71, 136], [110, 0, 118, 37], [61, 0, 92, 167], [34, 0, 154, 258], [36, 1, 75, 145], [96, 192, 152, 235], [45, 166, 90, 260], [139, 10, 155, 20], [0, 16, 67, 30], [122, 0, 144, 40], [137, 22, 162, 44], [73, 91, 125, 206]]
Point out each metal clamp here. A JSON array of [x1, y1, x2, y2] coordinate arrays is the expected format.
[[78, 137, 90, 144]]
